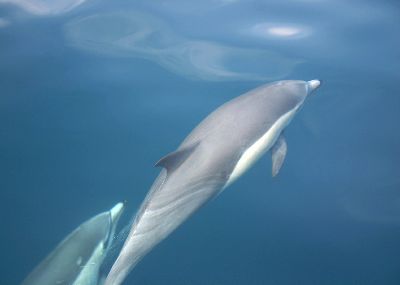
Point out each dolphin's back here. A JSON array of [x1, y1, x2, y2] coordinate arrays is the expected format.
[[181, 80, 306, 150], [21, 213, 111, 285]]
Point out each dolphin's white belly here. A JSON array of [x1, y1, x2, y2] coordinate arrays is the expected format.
[[225, 107, 298, 187]]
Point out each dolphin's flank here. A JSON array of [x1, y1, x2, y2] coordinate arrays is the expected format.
[[104, 80, 321, 285]]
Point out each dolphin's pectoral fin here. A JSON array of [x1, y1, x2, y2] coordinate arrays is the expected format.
[[155, 142, 200, 172], [271, 134, 287, 177]]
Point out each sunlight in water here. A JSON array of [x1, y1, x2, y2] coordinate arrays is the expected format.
[[251, 23, 311, 39], [268, 27, 302, 37]]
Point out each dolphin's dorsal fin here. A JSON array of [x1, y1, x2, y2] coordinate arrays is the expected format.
[[155, 142, 200, 172], [271, 134, 287, 177]]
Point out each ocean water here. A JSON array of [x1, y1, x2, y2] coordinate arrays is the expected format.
[[1, 0, 400, 284]]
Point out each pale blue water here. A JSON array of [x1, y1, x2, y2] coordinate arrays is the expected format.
[[1, 0, 400, 284]]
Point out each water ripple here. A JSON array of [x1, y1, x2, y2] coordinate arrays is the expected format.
[[64, 11, 301, 81]]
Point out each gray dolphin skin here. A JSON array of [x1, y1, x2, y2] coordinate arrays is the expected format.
[[104, 79, 321, 285], [21, 202, 124, 285]]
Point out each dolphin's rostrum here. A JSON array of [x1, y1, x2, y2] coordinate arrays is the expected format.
[[105, 80, 321, 285]]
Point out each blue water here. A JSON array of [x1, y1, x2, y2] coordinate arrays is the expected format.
[[1, 0, 400, 284]]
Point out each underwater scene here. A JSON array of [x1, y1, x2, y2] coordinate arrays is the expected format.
[[0, 0, 399, 284]]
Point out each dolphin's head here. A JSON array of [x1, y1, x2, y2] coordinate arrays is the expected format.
[[234, 79, 322, 128], [109, 202, 124, 225], [105, 202, 125, 248], [262, 79, 321, 114], [279, 79, 321, 109]]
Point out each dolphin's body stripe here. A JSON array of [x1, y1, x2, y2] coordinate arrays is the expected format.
[[104, 79, 321, 285]]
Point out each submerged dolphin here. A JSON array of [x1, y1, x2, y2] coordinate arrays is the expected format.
[[105, 79, 321, 285], [21, 203, 125, 285]]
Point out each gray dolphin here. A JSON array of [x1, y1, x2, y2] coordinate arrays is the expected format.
[[21, 203, 124, 285], [104, 79, 321, 285]]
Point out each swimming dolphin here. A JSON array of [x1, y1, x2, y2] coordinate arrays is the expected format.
[[104, 79, 321, 285], [21, 202, 125, 285]]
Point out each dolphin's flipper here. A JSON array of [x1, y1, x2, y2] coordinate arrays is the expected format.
[[271, 134, 287, 177], [155, 142, 200, 172]]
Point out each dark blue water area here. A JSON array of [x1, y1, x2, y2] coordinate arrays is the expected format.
[[1, 0, 400, 284]]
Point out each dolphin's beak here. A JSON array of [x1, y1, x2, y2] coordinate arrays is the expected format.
[[307, 79, 321, 94], [110, 202, 125, 224]]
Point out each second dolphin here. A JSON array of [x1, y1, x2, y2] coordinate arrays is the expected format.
[[22, 203, 124, 285]]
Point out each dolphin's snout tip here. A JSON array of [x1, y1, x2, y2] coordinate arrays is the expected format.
[[110, 202, 125, 223], [307, 79, 321, 92]]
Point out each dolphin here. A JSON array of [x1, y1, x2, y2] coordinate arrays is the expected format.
[[21, 202, 125, 285], [104, 79, 321, 285]]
